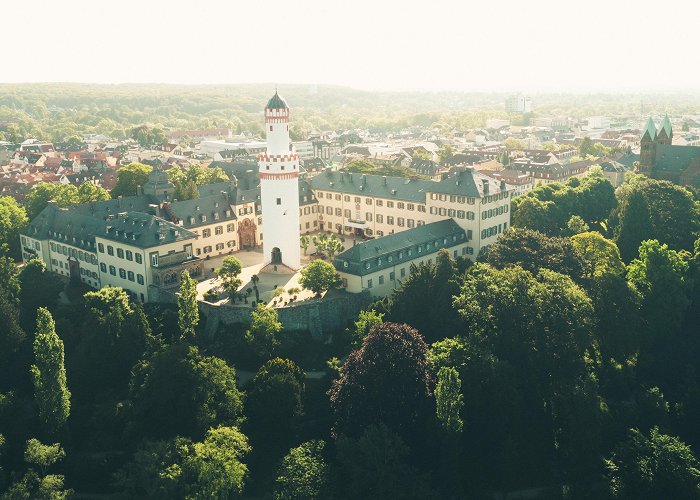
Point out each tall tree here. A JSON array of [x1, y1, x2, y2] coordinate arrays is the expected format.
[[178, 270, 199, 341], [435, 366, 463, 434], [571, 231, 625, 280], [615, 189, 654, 262], [19, 258, 63, 329], [244, 303, 283, 359], [31, 308, 70, 435], [299, 259, 341, 296], [3, 438, 72, 499], [329, 323, 433, 442]]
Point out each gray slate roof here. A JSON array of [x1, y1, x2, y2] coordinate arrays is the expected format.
[[311, 168, 503, 202], [655, 144, 700, 172], [334, 219, 467, 277]]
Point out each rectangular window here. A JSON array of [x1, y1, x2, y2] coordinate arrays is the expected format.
[[98, 243, 104, 253], [107, 245, 114, 256], [367, 279, 373, 288], [366, 212, 373, 221], [227, 223, 235, 232], [100, 263, 106, 272], [389, 271, 395, 281], [387, 201, 394, 208], [216, 243, 224, 250], [400, 268, 406, 278], [276, 198, 281, 205], [151, 253, 159, 267], [344, 209, 351, 218], [215, 226, 223, 235], [397, 217, 404, 227], [125, 250, 133, 261], [203, 229, 211, 238], [119, 268, 126, 279], [379, 275, 385, 285], [135, 253, 142, 264], [137, 274, 144, 285], [407, 219, 415, 228], [376, 200, 383, 207], [335, 208, 342, 216], [376, 214, 384, 223], [117, 248, 124, 259], [127, 271, 135, 282], [109, 265, 116, 276], [387, 216, 394, 225]]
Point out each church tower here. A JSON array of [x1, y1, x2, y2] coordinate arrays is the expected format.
[[258, 91, 301, 270], [656, 115, 673, 145], [639, 116, 657, 174]]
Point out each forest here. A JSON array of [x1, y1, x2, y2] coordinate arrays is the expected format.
[[1, 168, 699, 498], [2, 84, 700, 143]]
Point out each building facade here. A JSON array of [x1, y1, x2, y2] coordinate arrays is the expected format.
[[639, 116, 700, 188]]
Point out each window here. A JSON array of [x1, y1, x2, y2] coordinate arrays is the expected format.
[[418, 205, 426, 212], [137, 274, 144, 285], [127, 271, 135, 282], [200, 215, 207, 222], [100, 263, 106, 272], [135, 253, 142, 264], [107, 245, 114, 256], [216, 242, 224, 250], [376, 214, 383, 223], [397, 217, 404, 227], [457, 210, 465, 219], [215, 226, 223, 235], [119, 268, 126, 279], [326, 206, 332, 215], [407, 203, 414, 210], [98, 243, 104, 253], [276, 198, 281, 205], [387, 201, 394, 208], [354, 197, 361, 203], [366, 212, 373, 221], [397, 202, 404, 209], [366, 198, 372, 205], [126, 250, 133, 261], [344, 209, 351, 218], [151, 253, 159, 267], [378, 275, 385, 285], [335, 208, 342, 216], [376, 200, 383, 207], [448, 209, 456, 217], [227, 223, 235, 232], [109, 265, 116, 276], [335, 194, 341, 200], [400, 268, 406, 278], [407, 219, 415, 228], [202, 229, 211, 238], [367, 279, 373, 288], [390, 271, 395, 281], [344, 195, 350, 202], [204, 246, 212, 253]]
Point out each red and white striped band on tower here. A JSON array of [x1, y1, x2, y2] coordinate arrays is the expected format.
[[257, 153, 300, 162], [259, 171, 299, 180]]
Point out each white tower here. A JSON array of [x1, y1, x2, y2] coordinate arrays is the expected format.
[[258, 92, 301, 270]]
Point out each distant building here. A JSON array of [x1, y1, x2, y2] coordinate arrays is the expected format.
[[584, 116, 611, 130], [639, 116, 700, 188], [505, 94, 532, 113]]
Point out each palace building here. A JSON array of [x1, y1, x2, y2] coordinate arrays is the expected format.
[[20, 92, 514, 301]]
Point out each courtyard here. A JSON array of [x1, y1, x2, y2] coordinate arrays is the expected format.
[[195, 230, 356, 308]]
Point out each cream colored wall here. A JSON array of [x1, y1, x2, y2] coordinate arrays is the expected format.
[[22, 235, 102, 288], [95, 236, 151, 300], [339, 242, 471, 297]]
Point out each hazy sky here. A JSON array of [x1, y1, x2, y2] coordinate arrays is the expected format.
[[3, 0, 699, 92]]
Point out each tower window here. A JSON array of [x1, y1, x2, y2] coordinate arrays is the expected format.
[[276, 198, 281, 205], [270, 125, 273, 131]]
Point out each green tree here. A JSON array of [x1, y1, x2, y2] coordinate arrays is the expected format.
[[184, 425, 251, 499], [435, 366, 463, 434], [0, 256, 20, 305], [627, 240, 691, 340], [216, 256, 243, 299], [24, 182, 109, 220], [566, 214, 589, 235], [168, 164, 228, 200], [579, 136, 597, 157], [606, 427, 700, 499], [18, 259, 63, 329], [129, 343, 244, 440], [571, 231, 625, 280], [437, 144, 455, 164], [335, 423, 436, 500], [323, 234, 344, 260], [0, 196, 28, 259], [481, 227, 584, 278], [274, 440, 329, 500], [3, 439, 72, 499], [351, 309, 383, 346], [0, 294, 25, 390], [299, 259, 341, 297], [178, 270, 199, 341], [111, 162, 152, 197], [174, 179, 199, 201], [300, 235, 310, 256], [244, 304, 282, 359], [615, 189, 654, 262], [329, 323, 433, 441], [31, 308, 70, 435]]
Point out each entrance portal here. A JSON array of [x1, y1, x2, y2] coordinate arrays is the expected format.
[[271, 247, 282, 264]]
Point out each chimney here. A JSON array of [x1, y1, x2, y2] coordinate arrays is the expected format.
[[482, 179, 489, 196]]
